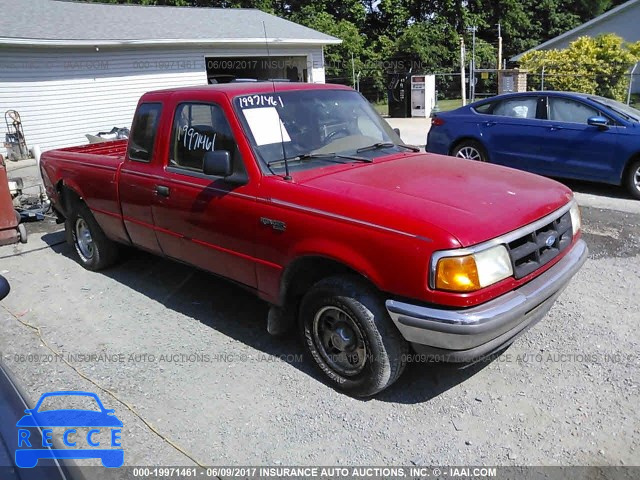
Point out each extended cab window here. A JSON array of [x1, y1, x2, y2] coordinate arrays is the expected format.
[[169, 102, 239, 173], [128, 103, 162, 162]]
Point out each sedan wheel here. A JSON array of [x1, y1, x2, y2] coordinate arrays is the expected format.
[[625, 160, 640, 200], [452, 141, 488, 162]]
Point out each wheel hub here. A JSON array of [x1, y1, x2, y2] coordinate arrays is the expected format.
[[75, 218, 94, 261], [456, 146, 481, 160], [313, 306, 367, 376]]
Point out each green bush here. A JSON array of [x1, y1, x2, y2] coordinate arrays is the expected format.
[[520, 34, 640, 101]]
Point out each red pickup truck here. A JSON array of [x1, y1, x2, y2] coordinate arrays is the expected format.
[[40, 83, 587, 396]]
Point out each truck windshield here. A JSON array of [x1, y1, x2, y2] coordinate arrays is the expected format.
[[234, 89, 404, 174]]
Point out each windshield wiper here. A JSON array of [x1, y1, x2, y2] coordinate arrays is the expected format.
[[356, 142, 420, 153], [267, 152, 372, 166]]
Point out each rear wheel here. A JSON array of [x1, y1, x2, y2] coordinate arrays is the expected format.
[[299, 275, 409, 397], [452, 140, 488, 162], [66, 201, 118, 270], [624, 159, 640, 200]]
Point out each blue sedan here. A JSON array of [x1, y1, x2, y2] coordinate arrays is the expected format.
[[426, 91, 640, 199]]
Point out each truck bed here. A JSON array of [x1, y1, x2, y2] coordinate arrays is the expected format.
[[40, 139, 130, 246], [52, 139, 128, 159]]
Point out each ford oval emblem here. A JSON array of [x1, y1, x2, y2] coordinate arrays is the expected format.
[[545, 235, 556, 247]]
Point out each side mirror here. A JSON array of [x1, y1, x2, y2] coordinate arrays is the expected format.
[[587, 116, 609, 130], [393, 127, 401, 137], [128, 145, 150, 161], [0, 275, 9, 301], [203, 151, 232, 177]]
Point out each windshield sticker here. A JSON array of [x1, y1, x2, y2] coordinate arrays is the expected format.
[[242, 107, 291, 146], [238, 94, 284, 109], [178, 126, 217, 151]]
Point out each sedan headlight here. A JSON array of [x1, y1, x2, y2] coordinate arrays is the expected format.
[[569, 201, 581, 236], [434, 245, 513, 292]]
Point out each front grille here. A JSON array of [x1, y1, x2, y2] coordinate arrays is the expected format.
[[507, 211, 573, 279]]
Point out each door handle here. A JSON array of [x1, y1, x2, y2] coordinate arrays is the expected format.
[[483, 121, 497, 127], [549, 125, 563, 131], [155, 185, 170, 197]]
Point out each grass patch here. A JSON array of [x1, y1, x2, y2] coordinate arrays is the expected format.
[[372, 98, 463, 117], [435, 98, 463, 112]]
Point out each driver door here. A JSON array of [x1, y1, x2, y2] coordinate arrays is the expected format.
[[151, 101, 259, 288]]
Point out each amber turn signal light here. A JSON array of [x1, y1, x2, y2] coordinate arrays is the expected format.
[[435, 255, 481, 292]]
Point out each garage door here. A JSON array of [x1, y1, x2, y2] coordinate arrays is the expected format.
[[206, 56, 308, 83]]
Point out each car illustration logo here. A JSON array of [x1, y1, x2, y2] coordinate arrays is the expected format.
[[15, 391, 123, 468], [545, 235, 556, 247]]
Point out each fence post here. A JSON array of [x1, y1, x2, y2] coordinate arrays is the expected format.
[[627, 63, 638, 105], [541, 65, 545, 91]]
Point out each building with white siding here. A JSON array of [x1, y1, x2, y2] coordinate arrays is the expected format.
[[0, 0, 340, 154]]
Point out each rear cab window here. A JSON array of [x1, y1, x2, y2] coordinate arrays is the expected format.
[[127, 103, 162, 162]]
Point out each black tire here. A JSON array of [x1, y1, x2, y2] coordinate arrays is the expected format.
[[299, 275, 409, 397], [624, 159, 640, 200], [451, 140, 488, 162], [66, 201, 118, 271]]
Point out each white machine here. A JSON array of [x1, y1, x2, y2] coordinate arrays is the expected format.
[[410, 75, 436, 117]]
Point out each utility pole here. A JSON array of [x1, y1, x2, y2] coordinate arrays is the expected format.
[[467, 26, 477, 102], [497, 23, 502, 95], [351, 53, 356, 89], [460, 37, 467, 106], [497, 23, 502, 70]]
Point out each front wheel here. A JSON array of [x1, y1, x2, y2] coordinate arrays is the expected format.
[[66, 202, 118, 270], [299, 275, 409, 397], [624, 159, 640, 200], [452, 140, 488, 162]]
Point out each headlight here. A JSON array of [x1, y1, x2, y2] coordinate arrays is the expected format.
[[434, 245, 513, 292], [569, 201, 581, 236]]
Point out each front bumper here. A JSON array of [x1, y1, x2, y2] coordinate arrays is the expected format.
[[385, 238, 588, 362]]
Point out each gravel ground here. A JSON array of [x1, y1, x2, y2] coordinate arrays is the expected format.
[[0, 163, 638, 468]]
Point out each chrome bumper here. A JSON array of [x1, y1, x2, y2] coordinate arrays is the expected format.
[[385, 239, 588, 361]]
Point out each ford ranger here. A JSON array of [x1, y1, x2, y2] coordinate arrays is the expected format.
[[40, 83, 587, 396]]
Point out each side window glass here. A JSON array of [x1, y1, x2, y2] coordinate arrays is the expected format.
[[128, 103, 162, 162], [473, 103, 493, 114], [548, 98, 599, 124], [492, 98, 538, 119], [170, 103, 240, 173]]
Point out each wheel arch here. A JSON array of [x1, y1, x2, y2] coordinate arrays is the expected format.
[[449, 136, 487, 156], [56, 181, 85, 218], [278, 255, 380, 313], [621, 152, 640, 184]]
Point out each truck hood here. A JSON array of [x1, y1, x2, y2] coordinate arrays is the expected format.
[[295, 153, 573, 247]]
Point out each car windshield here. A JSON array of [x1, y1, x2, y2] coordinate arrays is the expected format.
[[234, 89, 405, 174], [589, 95, 640, 122]]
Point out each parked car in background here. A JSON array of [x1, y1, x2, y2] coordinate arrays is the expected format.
[[426, 91, 640, 199]]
